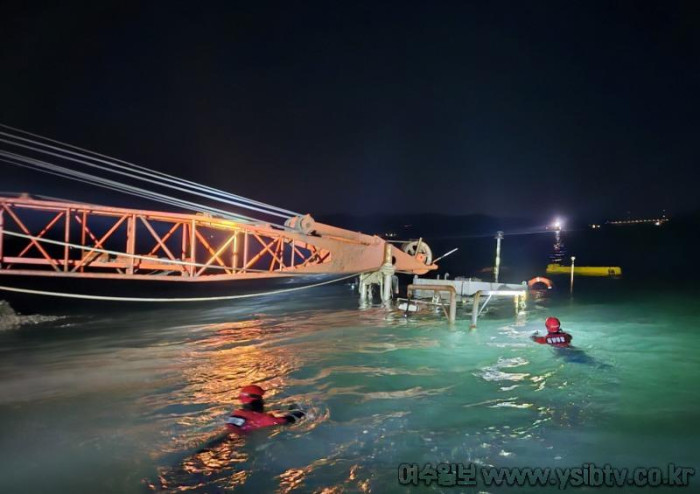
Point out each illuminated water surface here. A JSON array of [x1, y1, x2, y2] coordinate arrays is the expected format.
[[1, 282, 698, 493]]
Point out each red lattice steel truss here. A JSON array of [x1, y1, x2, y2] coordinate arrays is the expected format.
[[0, 196, 433, 282]]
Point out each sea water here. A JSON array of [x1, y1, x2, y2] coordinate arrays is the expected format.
[[1, 282, 699, 493], [1, 226, 699, 493]]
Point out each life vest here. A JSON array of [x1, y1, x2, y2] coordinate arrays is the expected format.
[[545, 331, 572, 347], [225, 409, 288, 433]]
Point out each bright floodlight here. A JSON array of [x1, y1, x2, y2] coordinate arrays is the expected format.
[[552, 218, 563, 230]]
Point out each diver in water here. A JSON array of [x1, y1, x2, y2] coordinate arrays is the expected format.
[[225, 385, 305, 433], [155, 385, 306, 475], [531, 316, 572, 348]]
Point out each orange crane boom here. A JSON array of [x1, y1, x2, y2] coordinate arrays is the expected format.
[[0, 195, 435, 283]]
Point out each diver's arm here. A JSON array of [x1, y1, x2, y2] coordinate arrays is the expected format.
[[530, 332, 547, 344], [272, 408, 305, 424], [272, 405, 305, 424]]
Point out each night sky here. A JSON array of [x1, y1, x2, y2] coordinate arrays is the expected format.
[[1, 1, 698, 220]]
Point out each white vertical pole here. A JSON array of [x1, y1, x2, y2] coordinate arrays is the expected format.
[[494, 231, 504, 283], [570, 256, 576, 295], [382, 243, 393, 303]]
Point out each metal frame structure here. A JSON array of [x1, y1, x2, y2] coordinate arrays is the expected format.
[[406, 283, 457, 323], [0, 195, 434, 282]]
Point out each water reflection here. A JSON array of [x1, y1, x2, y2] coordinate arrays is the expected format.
[[149, 309, 401, 491], [145, 303, 619, 492], [0, 289, 644, 494]]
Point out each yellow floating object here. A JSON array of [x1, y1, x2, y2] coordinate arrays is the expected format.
[[546, 264, 622, 277]]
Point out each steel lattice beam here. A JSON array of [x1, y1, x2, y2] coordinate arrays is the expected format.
[[0, 196, 435, 282]]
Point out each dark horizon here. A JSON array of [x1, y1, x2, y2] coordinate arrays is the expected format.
[[2, 2, 698, 219]]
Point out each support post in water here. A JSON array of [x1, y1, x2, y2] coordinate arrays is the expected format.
[[470, 291, 481, 329], [381, 243, 394, 304], [494, 231, 503, 283], [570, 256, 576, 295]]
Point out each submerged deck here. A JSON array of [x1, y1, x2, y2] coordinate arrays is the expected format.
[[410, 276, 527, 299]]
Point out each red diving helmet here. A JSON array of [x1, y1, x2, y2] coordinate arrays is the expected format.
[[239, 384, 265, 404], [545, 317, 561, 333]]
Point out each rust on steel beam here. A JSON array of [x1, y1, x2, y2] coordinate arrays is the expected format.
[[0, 195, 436, 282]]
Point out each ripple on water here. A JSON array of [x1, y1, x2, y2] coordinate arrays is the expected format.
[[4, 285, 695, 494], [475, 355, 532, 382], [489, 401, 534, 409]]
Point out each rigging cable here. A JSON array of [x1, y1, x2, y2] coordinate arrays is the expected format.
[[0, 123, 299, 218], [0, 136, 293, 221], [0, 152, 290, 228]]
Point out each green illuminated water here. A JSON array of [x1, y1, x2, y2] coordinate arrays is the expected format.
[[1, 280, 699, 493]]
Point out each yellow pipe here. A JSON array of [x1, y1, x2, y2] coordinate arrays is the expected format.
[[546, 263, 621, 277]]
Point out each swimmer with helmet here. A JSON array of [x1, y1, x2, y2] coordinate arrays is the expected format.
[[531, 316, 572, 348], [225, 385, 305, 433]]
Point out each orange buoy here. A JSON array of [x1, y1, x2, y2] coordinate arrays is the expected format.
[[528, 276, 553, 290]]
